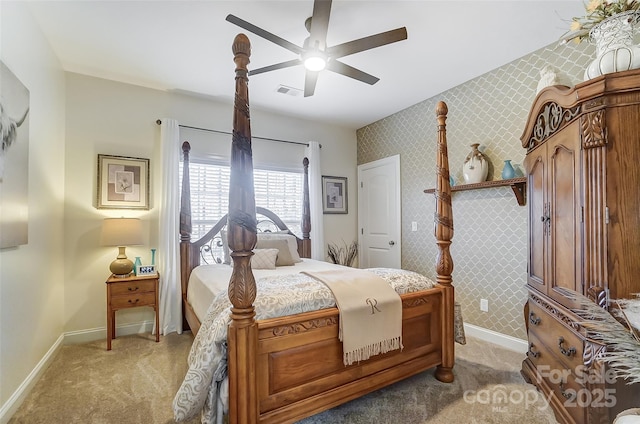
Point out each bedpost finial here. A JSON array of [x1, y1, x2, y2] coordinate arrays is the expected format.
[[436, 101, 448, 118], [303, 157, 309, 167], [182, 141, 191, 152], [232, 33, 251, 58]]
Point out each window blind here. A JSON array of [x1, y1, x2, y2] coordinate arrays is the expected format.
[[180, 161, 303, 241]]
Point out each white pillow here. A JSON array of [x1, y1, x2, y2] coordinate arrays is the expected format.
[[251, 248, 278, 269], [255, 238, 295, 266], [257, 233, 302, 263]]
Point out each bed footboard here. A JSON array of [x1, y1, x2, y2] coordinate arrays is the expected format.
[[255, 288, 444, 423]]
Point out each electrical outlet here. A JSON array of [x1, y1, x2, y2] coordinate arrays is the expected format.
[[411, 221, 418, 231], [480, 299, 489, 312]]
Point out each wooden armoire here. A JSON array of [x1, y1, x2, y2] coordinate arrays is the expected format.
[[520, 69, 640, 424]]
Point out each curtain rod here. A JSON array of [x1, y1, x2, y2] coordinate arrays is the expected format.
[[156, 120, 320, 148]]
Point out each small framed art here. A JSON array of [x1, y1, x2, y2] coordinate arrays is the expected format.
[[97, 154, 150, 210], [322, 176, 348, 214]]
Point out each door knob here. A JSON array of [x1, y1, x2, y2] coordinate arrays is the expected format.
[[389, 241, 395, 246]]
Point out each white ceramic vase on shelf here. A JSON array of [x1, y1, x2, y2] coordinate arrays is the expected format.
[[462, 143, 489, 184], [584, 11, 640, 80]]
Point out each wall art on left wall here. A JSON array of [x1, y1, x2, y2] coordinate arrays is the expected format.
[[0, 61, 30, 248]]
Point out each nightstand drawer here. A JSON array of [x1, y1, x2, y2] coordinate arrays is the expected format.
[[111, 292, 156, 309], [528, 300, 584, 371], [110, 280, 156, 296]]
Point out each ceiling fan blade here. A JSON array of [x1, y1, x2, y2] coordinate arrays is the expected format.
[[308, 0, 332, 51], [249, 59, 302, 76], [226, 14, 303, 55], [327, 27, 407, 59], [326, 60, 379, 85], [304, 71, 320, 97]]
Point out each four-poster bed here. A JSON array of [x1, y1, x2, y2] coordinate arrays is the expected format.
[[173, 33, 457, 424]]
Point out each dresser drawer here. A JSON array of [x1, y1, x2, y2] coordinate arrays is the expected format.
[[526, 329, 567, 379], [528, 300, 584, 371], [110, 280, 156, 296], [549, 368, 587, 424], [526, 331, 587, 424], [111, 292, 156, 309]]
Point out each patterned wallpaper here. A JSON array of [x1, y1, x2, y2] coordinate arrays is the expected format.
[[357, 41, 594, 339]]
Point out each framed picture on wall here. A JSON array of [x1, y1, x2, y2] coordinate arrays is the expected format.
[[97, 154, 150, 209], [322, 176, 347, 214]]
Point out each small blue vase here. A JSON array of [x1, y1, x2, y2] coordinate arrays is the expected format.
[[150, 248, 156, 266], [501, 160, 515, 180], [133, 256, 142, 275]]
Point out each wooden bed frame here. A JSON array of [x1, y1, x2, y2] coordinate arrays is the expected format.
[[178, 33, 455, 424]]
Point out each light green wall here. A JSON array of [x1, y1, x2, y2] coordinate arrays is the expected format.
[[357, 41, 595, 339]]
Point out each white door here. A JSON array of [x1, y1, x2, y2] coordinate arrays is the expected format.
[[358, 155, 401, 268]]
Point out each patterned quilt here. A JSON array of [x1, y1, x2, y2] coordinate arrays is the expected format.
[[173, 268, 437, 424]]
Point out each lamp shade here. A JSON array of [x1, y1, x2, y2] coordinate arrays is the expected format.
[[101, 218, 143, 247]]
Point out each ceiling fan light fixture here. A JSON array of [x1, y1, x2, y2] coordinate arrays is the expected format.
[[302, 52, 327, 72]]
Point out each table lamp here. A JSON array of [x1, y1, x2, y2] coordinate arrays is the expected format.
[[101, 218, 143, 277]]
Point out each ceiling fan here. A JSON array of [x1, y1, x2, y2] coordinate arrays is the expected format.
[[225, 0, 407, 97]]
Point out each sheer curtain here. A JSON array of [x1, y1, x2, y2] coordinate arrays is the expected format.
[[305, 141, 325, 261], [158, 119, 182, 335]]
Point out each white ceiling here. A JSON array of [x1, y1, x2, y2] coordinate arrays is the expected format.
[[26, 1, 585, 130]]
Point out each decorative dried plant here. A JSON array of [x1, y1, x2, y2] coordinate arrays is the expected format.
[[559, 288, 640, 384], [327, 240, 358, 267]]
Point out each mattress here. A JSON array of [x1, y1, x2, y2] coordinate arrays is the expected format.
[[187, 258, 347, 321]]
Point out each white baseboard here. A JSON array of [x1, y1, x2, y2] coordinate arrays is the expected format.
[[64, 320, 155, 345], [463, 323, 528, 354], [0, 320, 155, 423], [0, 334, 64, 424]]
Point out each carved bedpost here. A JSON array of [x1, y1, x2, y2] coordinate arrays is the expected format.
[[433, 101, 455, 383], [227, 33, 259, 424], [301, 157, 311, 258], [180, 141, 194, 329]]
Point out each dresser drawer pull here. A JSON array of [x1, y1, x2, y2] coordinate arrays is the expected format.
[[559, 382, 575, 401], [527, 343, 540, 358], [128, 287, 140, 292], [528, 311, 541, 326], [128, 299, 140, 304], [558, 337, 577, 357]]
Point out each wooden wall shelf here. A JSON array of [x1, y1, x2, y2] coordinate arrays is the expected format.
[[424, 177, 527, 206]]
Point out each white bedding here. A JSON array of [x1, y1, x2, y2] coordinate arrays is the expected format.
[[187, 259, 346, 321]]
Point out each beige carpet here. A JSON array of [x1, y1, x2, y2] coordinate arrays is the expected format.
[[8, 332, 559, 424]]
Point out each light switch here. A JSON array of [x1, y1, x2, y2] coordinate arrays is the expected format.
[[411, 221, 417, 231]]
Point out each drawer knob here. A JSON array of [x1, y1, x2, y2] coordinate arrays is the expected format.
[[527, 343, 540, 358], [128, 299, 140, 304], [558, 337, 577, 357], [128, 287, 139, 291], [559, 382, 575, 401], [528, 311, 541, 326]]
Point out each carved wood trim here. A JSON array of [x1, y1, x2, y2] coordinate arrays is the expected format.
[[581, 111, 608, 300], [270, 316, 339, 336], [529, 292, 582, 331], [402, 297, 431, 308], [581, 109, 607, 149], [526, 102, 580, 151], [583, 339, 607, 370], [587, 286, 608, 309]]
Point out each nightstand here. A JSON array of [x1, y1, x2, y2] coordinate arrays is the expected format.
[[105, 272, 160, 350]]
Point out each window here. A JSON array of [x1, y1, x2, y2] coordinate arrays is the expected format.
[[181, 160, 303, 241]]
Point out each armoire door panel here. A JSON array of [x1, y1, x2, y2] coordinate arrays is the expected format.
[[605, 104, 640, 299], [547, 129, 582, 305], [524, 152, 546, 293]]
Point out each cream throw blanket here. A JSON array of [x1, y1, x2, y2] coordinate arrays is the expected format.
[[303, 269, 403, 366]]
